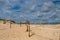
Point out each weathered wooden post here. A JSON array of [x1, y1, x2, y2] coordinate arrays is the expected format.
[[20, 22, 21, 27], [28, 22, 30, 37], [26, 20, 30, 37], [3, 20, 6, 24], [26, 20, 29, 32], [10, 21, 11, 29]]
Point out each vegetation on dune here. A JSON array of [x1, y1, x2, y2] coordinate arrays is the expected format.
[[19, 21, 26, 24], [0, 17, 5, 21], [10, 20, 16, 23], [0, 17, 16, 24]]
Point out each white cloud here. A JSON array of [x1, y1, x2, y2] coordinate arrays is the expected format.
[[0, 0, 60, 23]]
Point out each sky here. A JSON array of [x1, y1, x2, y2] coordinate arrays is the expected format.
[[0, 0, 60, 24]]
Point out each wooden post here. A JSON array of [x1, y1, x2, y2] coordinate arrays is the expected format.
[[10, 21, 11, 29], [20, 22, 21, 27], [26, 20, 30, 37], [3, 20, 6, 24], [26, 20, 29, 32], [28, 23, 30, 37], [26, 23, 29, 32]]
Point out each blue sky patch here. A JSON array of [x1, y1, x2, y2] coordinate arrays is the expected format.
[[0, 0, 60, 24]]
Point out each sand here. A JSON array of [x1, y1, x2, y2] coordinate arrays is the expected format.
[[0, 23, 60, 40]]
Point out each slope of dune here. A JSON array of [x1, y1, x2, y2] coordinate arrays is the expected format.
[[0, 24, 60, 40]]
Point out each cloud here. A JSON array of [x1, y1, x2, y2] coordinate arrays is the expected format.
[[0, 0, 60, 23]]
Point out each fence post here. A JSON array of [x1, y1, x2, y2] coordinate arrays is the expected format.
[[26, 20, 30, 37], [20, 22, 21, 27], [10, 21, 11, 29], [26, 22, 29, 32], [28, 23, 30, 37]]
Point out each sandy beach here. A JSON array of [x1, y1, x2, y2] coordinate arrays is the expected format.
[[0, 23, 60, 40]]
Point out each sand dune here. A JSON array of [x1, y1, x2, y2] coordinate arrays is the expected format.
[[0, 24, 60, 40]]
